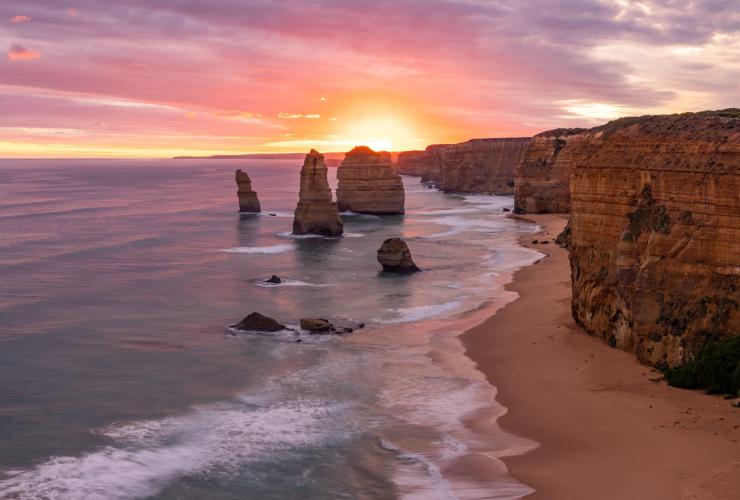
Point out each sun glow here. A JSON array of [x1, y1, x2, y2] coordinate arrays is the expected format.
[[337, 115, 422, 151]]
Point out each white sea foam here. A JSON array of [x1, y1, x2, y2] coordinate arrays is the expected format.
[[379, 300, 465, 324], [0, 399, 345, 500], [413, 207, 482, 216], [253, 278, 330, 288], [276, 231, 363, 239], [222, 243, 296, 254]]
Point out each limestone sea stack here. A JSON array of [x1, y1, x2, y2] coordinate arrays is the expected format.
[[377, 238, 420, 273], [514, 129, 586, 214], [568, 109, 740, 368], [235, 169, 261, 212], [292, 150, 344, 236], [336, 146, 405, 214]]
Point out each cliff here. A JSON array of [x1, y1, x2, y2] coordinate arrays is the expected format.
[[568, 109, 740, 367], [514, 129, 587, 213], [421, 144, 448, 183], [395, 150, 427, 176], [336, 146, 405, 214], [292, 150, 344, 236], [437, 138, 531, 193], [235, 169, 261, 213]]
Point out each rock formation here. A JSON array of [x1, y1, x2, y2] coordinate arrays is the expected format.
[[568, 110, 740, 368], [377, 238, 420, 273], [300, 318, 333, 333], [336, 146, 405, 214], [292, 150, 344, 236], [514, 129, 586, 213], [419, 144, 446, 184], [434, 138, 531, 194], [232, 312, 285, 332], [395, 150, 427, 176], [235, 170, 261, 213]]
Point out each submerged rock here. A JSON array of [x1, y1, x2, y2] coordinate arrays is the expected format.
[[235, 170, 261, 213], [264, 275, 282, 284], [300, 318, 333, 333], [232, 312, 285, 332], [377, 238, 420, 273], [292, 150, 344, 236]]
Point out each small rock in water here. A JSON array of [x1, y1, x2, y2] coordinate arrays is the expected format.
[[541, 240, 550, 244], [532, 239, 539, 244], [377, 238, 420, 273], [300, 318, 334, 333], [232, 312, 285, 332], [264, 275, 282, 284], [502, 208, 511, 212], [268, 213, 277, 217]]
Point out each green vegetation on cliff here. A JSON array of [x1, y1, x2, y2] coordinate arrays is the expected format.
[[665, 336, 740, 395]]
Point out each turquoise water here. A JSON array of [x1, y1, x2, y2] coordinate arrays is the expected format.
[[0, 159, 541, 499]]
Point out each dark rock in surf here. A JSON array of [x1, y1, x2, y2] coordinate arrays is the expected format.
[[300, 318, 333, 333], [264, 275, 282, 284], [377, 238, 420, 273], [232, 312, 285, 332]]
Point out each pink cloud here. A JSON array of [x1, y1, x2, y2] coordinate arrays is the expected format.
[[7, 45, 41, 61], [10, 15, 31, 23]]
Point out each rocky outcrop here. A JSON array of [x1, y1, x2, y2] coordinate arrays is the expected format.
[[437, 138, 531, 193], [514, 129, 586, 213], [232, 312, 285, 332], [396, 150, 427, 176], [337, 146, 405, 214], [292, 150, 344, 236], [300, 318, 333, 333], [377, 238, 420, 273], [421, 144, 448, 183], [568, 109, 740, 368], [235, 170, 261, 212]]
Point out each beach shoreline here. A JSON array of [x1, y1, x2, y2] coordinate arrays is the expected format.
[[462, 213, 740, 499]]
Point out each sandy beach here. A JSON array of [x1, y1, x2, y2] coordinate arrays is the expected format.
[[462, 214, 740, 500]]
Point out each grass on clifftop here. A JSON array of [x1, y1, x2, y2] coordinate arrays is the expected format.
[[665, 336, 740, 396]]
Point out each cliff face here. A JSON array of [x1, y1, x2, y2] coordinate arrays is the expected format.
[[395, 150, 427, 176], [421, 144, 448, 183], [514, 129, 586, 213], [337, 146, 405, 214], [568, 110, 740, 367], [437, 138, 531, 194], [235, 169, 261, 213], [292, 150, 344, 236]]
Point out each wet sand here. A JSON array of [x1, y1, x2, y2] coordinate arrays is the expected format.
[[462, 214, 740, 499]]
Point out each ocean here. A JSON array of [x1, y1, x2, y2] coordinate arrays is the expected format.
[[0, 158, 542, 499]]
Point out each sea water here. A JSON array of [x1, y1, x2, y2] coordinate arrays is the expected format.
[[0, 159, 542, 499]]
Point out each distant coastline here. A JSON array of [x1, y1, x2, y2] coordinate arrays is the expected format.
[[173, 152, 347, 160]]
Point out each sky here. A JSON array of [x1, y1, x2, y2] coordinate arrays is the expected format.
[[1, 0, 738, 157]]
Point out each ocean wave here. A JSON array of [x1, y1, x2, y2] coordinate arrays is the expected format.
[[379, 300, 465, 324], [222, 243, 296, 254], [253, 278, 331, 288], [0, 400, 346, 500], [276, 231, 363, 239], [413, 208, 482, 216]]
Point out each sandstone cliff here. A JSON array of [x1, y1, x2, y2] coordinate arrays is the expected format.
[[421, 144, 448, 183], [395, 150, 427, 176], [337, 146, 405, 214], [292, 150, 344, 236], [514, 129, 586, 213], [568, 110, 740, 367], [235, 169, 261, 213], [436, 138, 531, 193]]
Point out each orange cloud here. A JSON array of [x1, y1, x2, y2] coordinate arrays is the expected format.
[[278, 113, 320, 119], [7, 45, 41, 61], [68, 8, 78, 17], [11, 15, 31, 23]]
